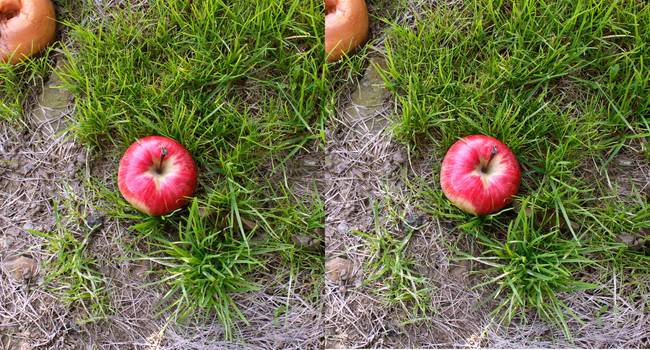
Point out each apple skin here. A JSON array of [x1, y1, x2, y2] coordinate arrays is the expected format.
[[118, 136, 197, 216], [440, 135, 520, 215]]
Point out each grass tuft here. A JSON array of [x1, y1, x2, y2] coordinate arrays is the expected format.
[[127, 200, 289, 340], [356, 200, 433, 316], [455, 197, 600, 341], [30, 198, 111, 323]]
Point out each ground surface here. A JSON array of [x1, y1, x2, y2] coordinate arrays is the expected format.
[[324, 0, 649, 348], [0, 58, 324, 350], [2, 0, 650, 349], [324, 58, 650, 348], [1, 0, 324, 349]]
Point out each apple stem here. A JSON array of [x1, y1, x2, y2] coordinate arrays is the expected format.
[[489, 145, 498, 163], [157, 147, 168, 173], [481, 145, 498, 173]]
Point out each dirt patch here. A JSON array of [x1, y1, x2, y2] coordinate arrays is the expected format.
[[601, 142, 650, 200], [0, 57, 86, 348]]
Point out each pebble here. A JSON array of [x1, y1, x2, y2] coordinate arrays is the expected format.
[[449, 260, 469, 281], [130, 260, 150, 278], [614, 158, 633, 167], [75, 152, 86, 166], [291, 234, 321, 251], [2, 256, 39, 281], [392, 148, 407, 164], [86, 214, 104, 231], [325, 257, 353, 283], [404, 215, 424, 231]]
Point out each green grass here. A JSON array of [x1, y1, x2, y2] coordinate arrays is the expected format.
[[126, 200, 290, 339], [453, 197, 601, 341], [0, 62, 25, 122], [59, 0, 324, 151], [13, 0, 327, 340], [0, 49, 57, 123], [30, 197, 111, 323], [375, 0, 650, 342], [355, 199, 433, 316]]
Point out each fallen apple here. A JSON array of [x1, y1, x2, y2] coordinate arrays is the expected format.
[[118, 136, 197, 216], [0, 0, 57, 64], [440, 135, 520, 215], [325, 0, 368, 62]]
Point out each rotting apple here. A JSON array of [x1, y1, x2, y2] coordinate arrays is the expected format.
[[325, 0, 368, 62], [440, 135, 520, 215], [0, 0, 57, 64], [118, 136, 197, 216]]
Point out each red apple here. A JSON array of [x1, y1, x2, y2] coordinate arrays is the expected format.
[[440, 135, 520, 215], [118, 136, 197, 216]]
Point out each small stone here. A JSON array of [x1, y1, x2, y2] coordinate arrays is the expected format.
[[336, 222, 349, 234], [392, 149, 407, 164], [450, 260, 469, 281], [130, 260, 150, 278], [240, 217, 257, 231], [86, 215, 104, 231], [614, 158, 633, 167], [619, 234, 644, 251], [3, 256, 39, 281], [350, 57, 388, 108], [75, 152, 86, 166], [291, 234, 321, 251], [325, 257, 353, 283], [403, 215, 424, 231]]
